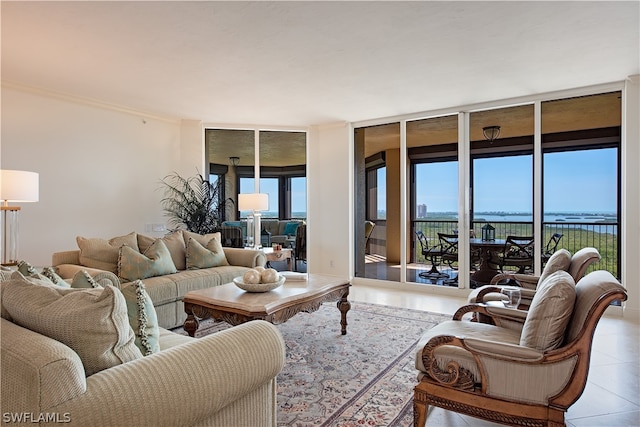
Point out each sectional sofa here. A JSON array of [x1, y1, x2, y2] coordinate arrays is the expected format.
[[51, 230, 266, 329], [0, 270, 285, 426]]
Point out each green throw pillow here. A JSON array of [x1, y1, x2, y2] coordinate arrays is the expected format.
[[70, 270, 102, 288], [120, 280, 160, 356], [17, 260, 37, 276], [41, 267, 71, 287], [186, 237, 229, 269], [118, 239, 177, 282]]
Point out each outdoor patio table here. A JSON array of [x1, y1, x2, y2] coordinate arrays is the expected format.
[[469, 238, 506, 286]]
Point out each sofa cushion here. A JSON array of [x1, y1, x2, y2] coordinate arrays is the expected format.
[[77, 232, 139, 273], [2, 276, 142, 376], [138, 231, 187, 271], [120, 280, 160, 356], [118, 239, 178, 282], [186, 236, 229, 269], [520, 270, 576, 351], [538, 248, 572, 284]]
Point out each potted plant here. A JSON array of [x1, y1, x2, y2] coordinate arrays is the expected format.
[[159, 172, 232, 234]]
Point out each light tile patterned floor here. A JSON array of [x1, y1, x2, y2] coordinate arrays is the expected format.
[[349, 284, 640, 427]]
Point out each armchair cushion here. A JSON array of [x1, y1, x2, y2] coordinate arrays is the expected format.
[[77, 232, 139, 273], [2, 276, 142, 376], [520, 270, 576, 351], [538, 248, 572, 284]]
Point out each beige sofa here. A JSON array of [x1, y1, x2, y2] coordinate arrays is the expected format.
[[51, 230, 267, 329], [1, 313, 285, 427]]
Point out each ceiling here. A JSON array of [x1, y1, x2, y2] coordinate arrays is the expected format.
[[1, 1, 639, 127]]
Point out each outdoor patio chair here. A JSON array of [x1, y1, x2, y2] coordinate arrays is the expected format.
[[542, 232, 564, 266], [416, 231, 448, 279], [499, 235, 535, 274], [414, 269, 627, 427]]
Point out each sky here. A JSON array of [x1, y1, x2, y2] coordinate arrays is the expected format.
[[407, 147, 618, 214], [240, 177, 307, 214]]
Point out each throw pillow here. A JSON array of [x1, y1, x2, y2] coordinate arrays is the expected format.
[[185, 237, 229, 269], [77, 232, 139, 273], [17, 260, 38, 276], [138, 231, 187, 271], [284, 221, 300, 236], [538, 248, 572, 284], [41, 267, 72, 287], [119, 280, 160, 356], [70, 270, 102, 288], [118, 239, 177, 282], [182, 230, 223, 248], [520, 270, 576, 351], [2, 276, 142, 376]]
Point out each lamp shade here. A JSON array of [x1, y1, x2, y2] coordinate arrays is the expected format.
[[0, 170, 39, 203], [238, 193, 268, 211]]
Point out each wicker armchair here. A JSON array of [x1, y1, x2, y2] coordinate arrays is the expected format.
[[414, 269, 627, 427]]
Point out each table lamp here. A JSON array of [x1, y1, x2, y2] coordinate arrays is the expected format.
[[1, 170, 39, 265], [238, 193, 269, 249]]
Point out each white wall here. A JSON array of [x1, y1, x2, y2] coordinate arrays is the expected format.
[[622, 75, 640, 321], [307, 122, 352, 277], [0, 87, 197, 266]]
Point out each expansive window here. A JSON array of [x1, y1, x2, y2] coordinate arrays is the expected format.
[[354, 90, 621, 287], [291, 177, 307, 219], [472, 154, 533, 222]]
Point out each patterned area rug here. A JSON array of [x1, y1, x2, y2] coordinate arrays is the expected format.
[[173, 301, 449, 426]]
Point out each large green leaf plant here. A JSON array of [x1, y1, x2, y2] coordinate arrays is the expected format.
[[159, 172, 231, 234]]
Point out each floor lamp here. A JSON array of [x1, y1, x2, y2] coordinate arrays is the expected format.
[[1, 170, 39, 266], [238, 193, 269, 249]]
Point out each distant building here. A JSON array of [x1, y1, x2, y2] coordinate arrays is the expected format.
[[417, 204, 427, 218]]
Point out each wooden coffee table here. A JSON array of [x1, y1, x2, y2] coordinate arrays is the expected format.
[[183, 274, 351, 337]]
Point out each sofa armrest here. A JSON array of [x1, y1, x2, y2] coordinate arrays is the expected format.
[[1, 319, 87, 413], [52, 250, 81, 267], [223, 248, 267, 268], [52, 321, 285, 426]]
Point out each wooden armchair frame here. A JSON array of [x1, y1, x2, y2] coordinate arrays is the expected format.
[[414, 270, 627, 427]]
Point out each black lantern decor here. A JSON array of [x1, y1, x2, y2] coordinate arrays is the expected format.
[[481, 223, 495, 241]]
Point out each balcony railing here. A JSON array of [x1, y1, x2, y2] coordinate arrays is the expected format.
[[410, 220, 619, 278]]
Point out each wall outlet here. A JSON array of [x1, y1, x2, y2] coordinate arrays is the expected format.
[[330, 260, 335, 268], [145, 223, 166, 233], [152, 223, 166, 232]]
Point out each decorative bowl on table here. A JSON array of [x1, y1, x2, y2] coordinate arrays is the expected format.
[[233, 275, 286, 292]]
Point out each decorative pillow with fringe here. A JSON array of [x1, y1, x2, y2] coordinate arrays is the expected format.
[[120, 280, 160, 356]]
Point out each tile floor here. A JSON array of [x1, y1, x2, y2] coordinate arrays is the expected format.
[[349, 284, 640, 427]]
